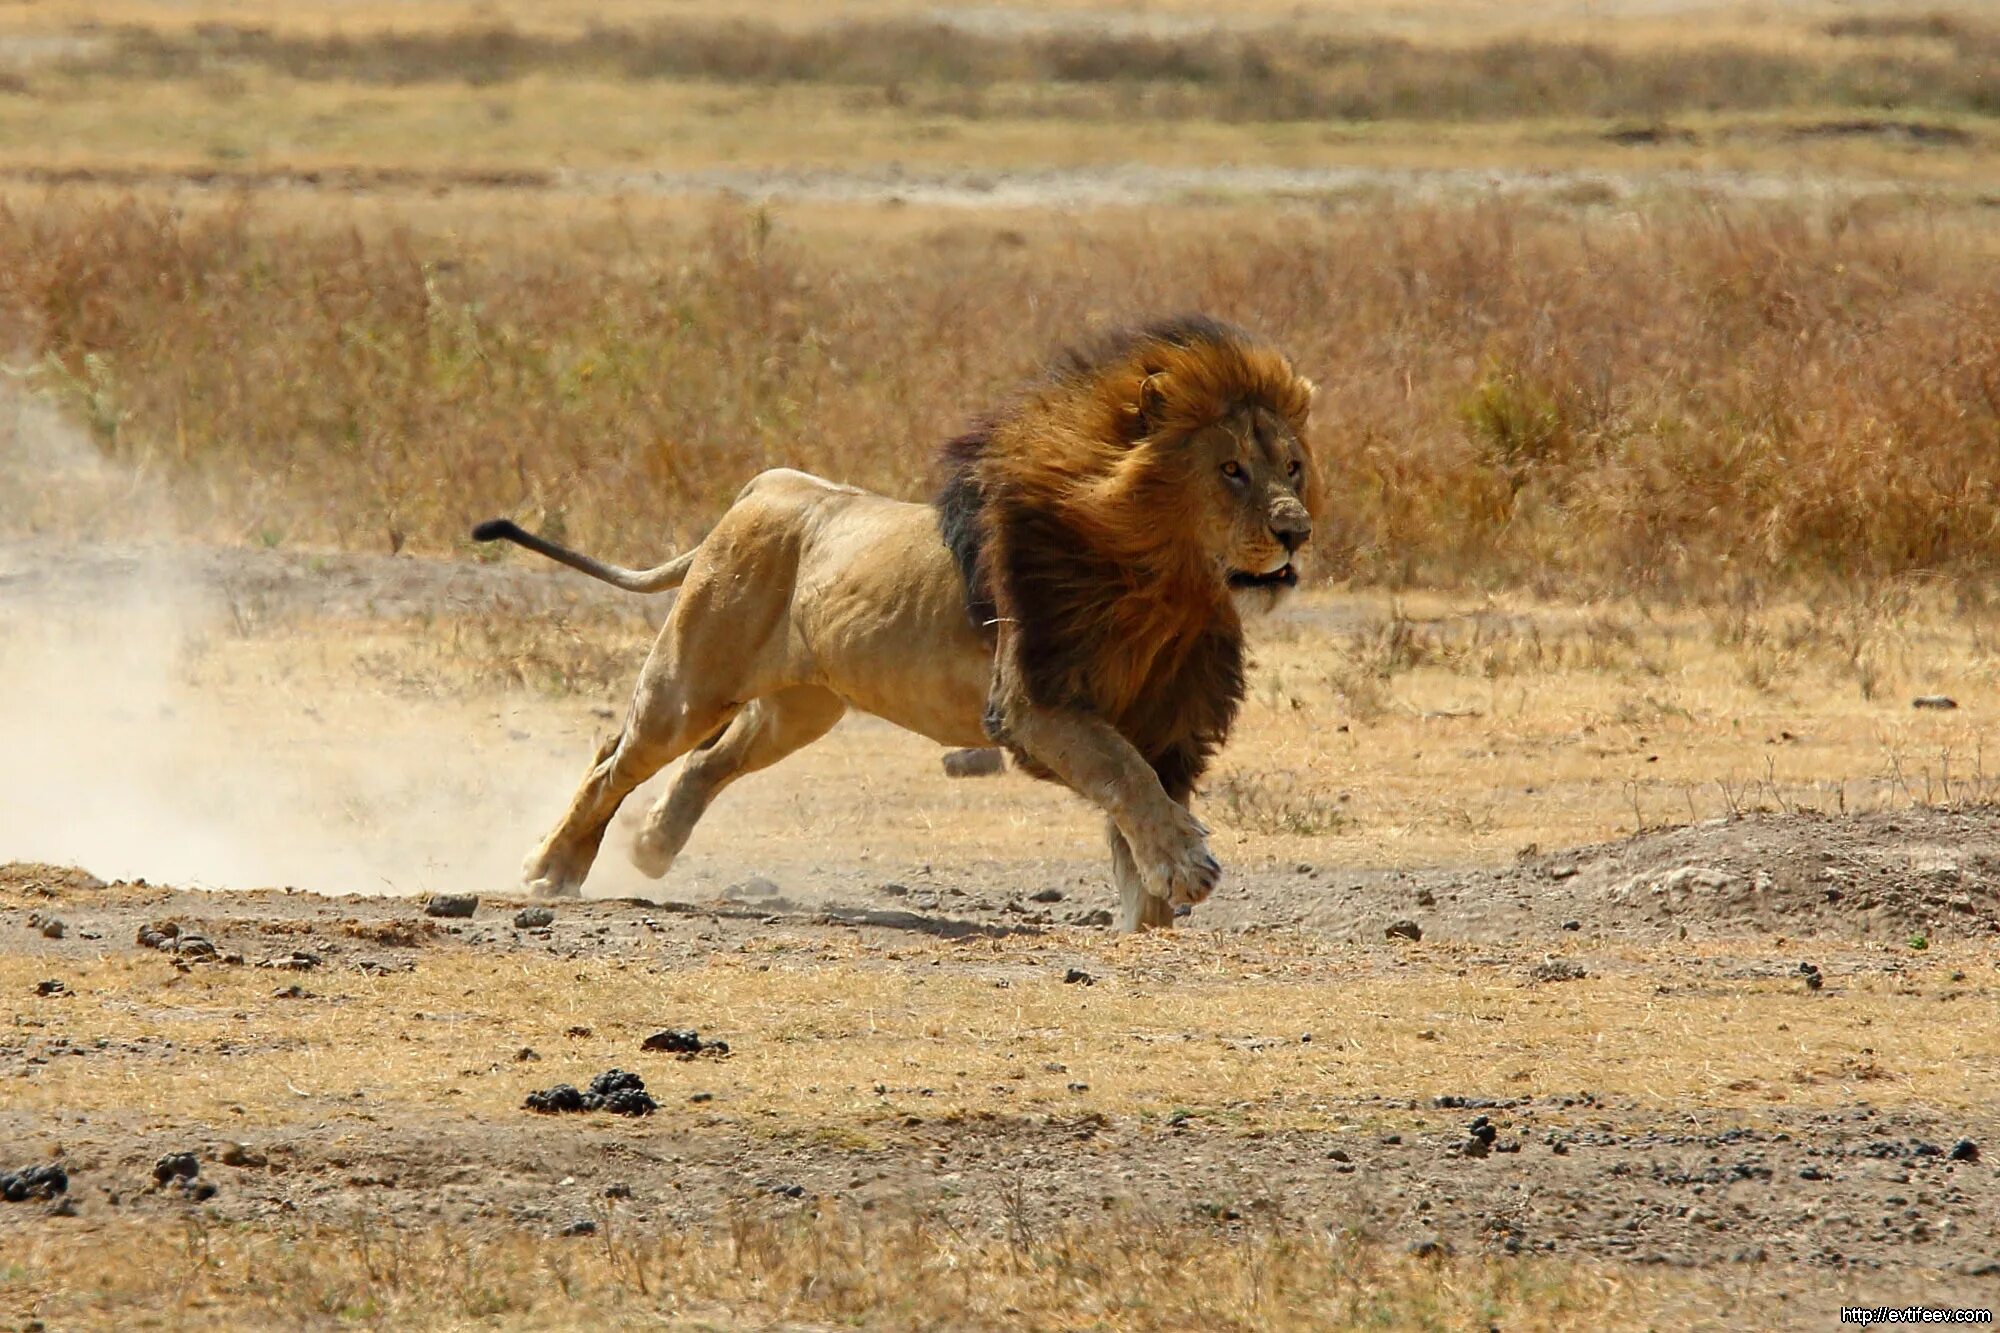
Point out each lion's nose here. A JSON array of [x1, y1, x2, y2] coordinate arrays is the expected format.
[[1273, 517, 1311, 553]]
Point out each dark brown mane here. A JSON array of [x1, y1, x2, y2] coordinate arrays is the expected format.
[[932, 315, 1316, 796]]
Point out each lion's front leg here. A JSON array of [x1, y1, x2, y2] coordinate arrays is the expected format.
[[988, 641, 1219, 920], [1108, 820, 1178, 931]]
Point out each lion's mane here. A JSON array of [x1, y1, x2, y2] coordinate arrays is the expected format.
[[934, 314, 1316, 795]]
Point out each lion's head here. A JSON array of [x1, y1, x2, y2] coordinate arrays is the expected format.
[[936, 315, 1320, 788]]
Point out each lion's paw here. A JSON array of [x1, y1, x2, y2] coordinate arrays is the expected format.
[[1134, 814, 1220, 908], [522, 853, 584, 901], [629, 834, 674, 880]]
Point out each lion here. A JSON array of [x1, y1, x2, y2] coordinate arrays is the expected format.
[[473, 314, 1320, 931]]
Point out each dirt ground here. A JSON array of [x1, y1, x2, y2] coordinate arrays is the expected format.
[[4, 542, 2000, 1328]]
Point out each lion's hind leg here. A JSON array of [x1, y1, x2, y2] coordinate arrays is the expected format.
[[631, 685, 847, 879]]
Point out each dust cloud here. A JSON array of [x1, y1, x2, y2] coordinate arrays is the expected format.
[[0, 382, 576, 897]]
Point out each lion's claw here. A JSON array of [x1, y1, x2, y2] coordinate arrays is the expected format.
[[1135, 819, 1221, 908]]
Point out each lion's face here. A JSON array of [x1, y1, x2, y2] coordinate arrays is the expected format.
[[1175, 402, 1318, 614]]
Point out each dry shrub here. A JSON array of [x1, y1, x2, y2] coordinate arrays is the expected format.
[[70, 18, 2000, 122], [12, 1209, 1653, 1330], [2, 194, 1997, 598]]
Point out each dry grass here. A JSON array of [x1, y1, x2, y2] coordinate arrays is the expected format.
[[7, 1213, 1672, 1331], [47, 16, 1999, 126], [5, 193, 1999, 600], [0, 887, 1989, 1328], [5, 929, 1995, 1132]]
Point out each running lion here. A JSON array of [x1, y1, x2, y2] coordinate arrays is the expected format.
[[474, 315, 1321, 931]]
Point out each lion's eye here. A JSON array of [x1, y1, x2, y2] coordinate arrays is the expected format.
[[1221, 461, 1245, 481], [1286, 459, 1301, 478]]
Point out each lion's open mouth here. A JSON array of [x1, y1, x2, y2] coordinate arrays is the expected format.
[[1227, 563, 1296, 590]]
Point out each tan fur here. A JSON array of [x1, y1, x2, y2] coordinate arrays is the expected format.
[[481, 317, 1318, 931]]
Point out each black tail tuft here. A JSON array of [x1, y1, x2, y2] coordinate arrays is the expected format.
[[471, 518, 521, 543]]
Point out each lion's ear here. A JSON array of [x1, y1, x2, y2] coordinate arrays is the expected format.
[[1295, 376, 1318, 403], [1137, 373, 1171, 425]]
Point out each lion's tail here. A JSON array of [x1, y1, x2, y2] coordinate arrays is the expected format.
[[470, 519, 696, 594]]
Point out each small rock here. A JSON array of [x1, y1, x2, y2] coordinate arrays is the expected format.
[[174, 935, 218, 961], [1069, 909, 1114, 928], [604, 1183, 632, 1199], [525, 1069, 657, 1117], [271, 984, 312, 999], [34, 979, 68, 998], [516, 1047, 541, 1062], [879, 883, 911, 897], [219, 1143, 267, 1169], [424, 894, 479, 919], [641, 1029, 703, 1054], [1327, 1148, 1351, 1163], [152, 1153, 199, 1185], [136, 921, 181, 951], [39, 918, 66, 940], [1530, 958, 1588, 983], [1406, 1237, 1449, 1259], [1461, 1115, 1499, 1159], [1798, 962, 1824, 991], [513, 906, 555, 930], [1385, 919, 1422, 942], [255, 950, 321, 971], [1, 1164, 68, 1203], [560, 1218, 597, 1236], [689, 1091, 714, 1103], [941, 747, 1005, 778], [1063, 968, 1095, 986], [724, 876, 782, 902], [1950, 1139, 1981, 1163], [1561, 919, 1582, 932], [1415, 888, 1436, 908], [1030, 888, 1064, 903], [1911, 695, 1959, 710]]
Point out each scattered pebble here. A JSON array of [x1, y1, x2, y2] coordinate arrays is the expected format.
[[136, 921, 181, 951], [1, 1164, 68, 1203], [152, 1153, 199, 1185], [1911, 696, 1958, 711], [424, 894, 479, 919], [1530, 958, 1588, 983], [724, 877, 781, 902], [879, 883, 911, 897], [1951, 1139, 1981, 1163], [1561, 919, 1582, 932], [1069, 909, 1114, 928], [1385, 919, 1422, 942], [513, 906, 555, 930], [38, 918, 66, 940], [256, 951, 322, 971], [1063, 968, 1095, 986], [34, 979, 68, 997], [524, 1069, 658, 1117], [560, 1218, 598, 1236], [1030, 888, 1065, 903], [1460, 1115, 1500, 1159], [218, 1143, 267, 1169], [641, 1029, 730, 1059], [1798, 962, 1824, 991]]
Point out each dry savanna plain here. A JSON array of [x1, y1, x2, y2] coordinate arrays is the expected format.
[[5, 0, 2000, 1328]]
